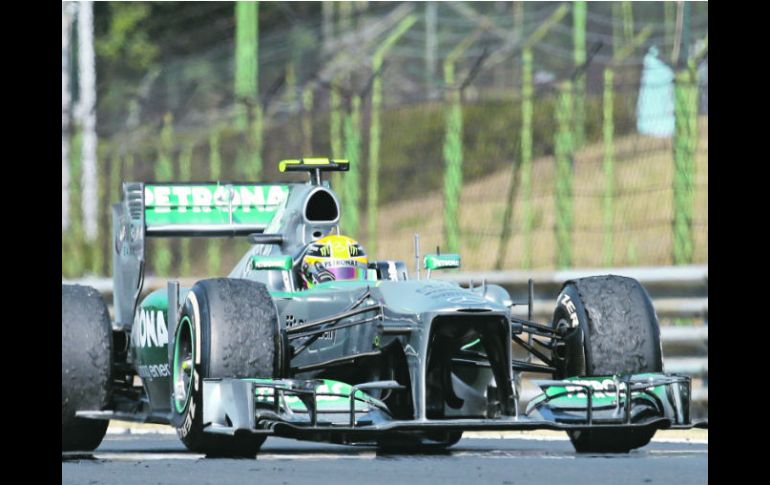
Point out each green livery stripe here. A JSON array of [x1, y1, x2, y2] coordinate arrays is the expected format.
[[530, 373, 667, 409], [139, 289, 169, 311], [246, 378, 386, 413], [143, 184, 289, 227]]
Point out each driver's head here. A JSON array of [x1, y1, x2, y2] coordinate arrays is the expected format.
[[300, 235, 368, 289]]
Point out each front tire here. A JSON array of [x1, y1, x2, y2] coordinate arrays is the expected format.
[[552, 275, 663, 453], [172, 278, 281, 457], [62, 285, 112, 451]]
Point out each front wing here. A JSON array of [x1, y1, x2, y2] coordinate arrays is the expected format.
[[201, 373, 707, 443]]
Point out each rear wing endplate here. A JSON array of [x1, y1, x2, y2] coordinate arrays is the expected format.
[[111, 181, 290, 326]]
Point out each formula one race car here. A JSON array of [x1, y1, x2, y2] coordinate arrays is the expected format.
[[62, 158, 706, 456]]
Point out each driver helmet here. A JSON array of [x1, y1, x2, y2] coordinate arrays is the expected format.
[[300, 235, 368, 289]]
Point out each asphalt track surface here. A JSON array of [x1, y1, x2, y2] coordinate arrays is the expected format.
[[62, 433, 707, 485]]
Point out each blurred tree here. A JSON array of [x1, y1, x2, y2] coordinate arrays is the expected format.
[[95, 3, 158, 70]]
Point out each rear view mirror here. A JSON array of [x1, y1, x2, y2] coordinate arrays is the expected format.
[[250, 255, 293, 271], [423, 253, 461, 271]]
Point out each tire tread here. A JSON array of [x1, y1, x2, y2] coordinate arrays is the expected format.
[[62, 285, 112, 451]]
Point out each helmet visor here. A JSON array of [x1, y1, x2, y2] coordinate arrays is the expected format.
[[326, 266, 367, 281]]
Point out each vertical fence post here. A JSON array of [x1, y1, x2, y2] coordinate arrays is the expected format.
[[368, 14, 418, 256], [153, 112, 174, 276], [207, 128, 222, 275], [442, 73, 463, 254], [572, 1, 587, 149], [63, 131, 84, 277], [622, 1, 635, 50], [330, 82, 344, 202], [603, 0, 623, 267], [368, 66, 383, 255], [605, 26, 652, 266], [519, 4, 569, 269], [125, 153, 135, 185], [425, 1, 438, 99], [520, 48, 533, 269], [234, 1, 258, 132], [62, 2, 73, 233], [342, 95, 362, 234], [92, 155, 104, 275], [248, 3, 262, 182], [664, 1, 676, 54], [285, 60, 298, 153], [554, 81, 574, 269], [235, 1, 261, 180], [286, 63, 297, 110], [78, 0, 98, 246], [248, 103, 263, 181], [494, 2, 525, 271], [178, 142, 194, 275], [302, 86, 314, 155], [611, 3, 623, 55], [602, 68, 615, 266], [673, 61, 698, 265], [442, 33, 479, 254]]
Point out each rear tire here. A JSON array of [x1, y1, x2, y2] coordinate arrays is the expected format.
[[551, 275, 663, 453], [172, 278, 281, 457], [62, 285, 112, 451]]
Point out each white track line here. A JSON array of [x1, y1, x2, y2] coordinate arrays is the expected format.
[[90, 452, 376, 461], [259, 453, 376, 460], [105, 428, 707, 445], [463, 433, 707, 444], [107, 427, 176, 435], [92, 453, 201, 461]]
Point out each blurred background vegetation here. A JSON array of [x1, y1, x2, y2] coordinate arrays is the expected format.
[[62, 1, 708, 278]]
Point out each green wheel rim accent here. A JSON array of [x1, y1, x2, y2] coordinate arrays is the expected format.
[[172, 316, 195, 414]]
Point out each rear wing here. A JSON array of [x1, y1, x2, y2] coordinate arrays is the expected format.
[[111, 182, 290, 326], [143, 183, 289, 236]]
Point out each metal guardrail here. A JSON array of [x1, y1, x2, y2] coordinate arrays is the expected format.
[[510, 297, 708, 320], [436, 264, 708, 291], [438, 265, 709, 311], [64, 265, 708, 318]]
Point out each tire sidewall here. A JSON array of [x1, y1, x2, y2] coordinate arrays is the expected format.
[[172, 286, 208, 443], [551, 282, 590, 378]]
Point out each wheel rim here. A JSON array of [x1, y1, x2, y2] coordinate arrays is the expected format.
[[172, 316, 195, 414]]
